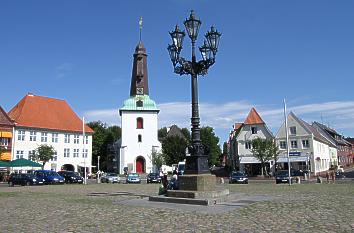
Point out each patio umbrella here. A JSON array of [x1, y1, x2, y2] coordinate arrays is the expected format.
[[0, 160, 9, 167], [9, 158, 42, 167]]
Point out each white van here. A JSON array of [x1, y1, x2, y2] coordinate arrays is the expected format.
[[177, 161, 185, 175]]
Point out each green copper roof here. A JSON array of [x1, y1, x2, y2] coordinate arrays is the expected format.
[[120, 95, 159, 112]]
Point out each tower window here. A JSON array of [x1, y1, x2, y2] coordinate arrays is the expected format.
[[136, 100, 143, 107], [138, 134, 142, 142], [137, 117, 143, 129]]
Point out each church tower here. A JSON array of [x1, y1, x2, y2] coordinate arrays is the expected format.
[[118, 29, 161, 174]]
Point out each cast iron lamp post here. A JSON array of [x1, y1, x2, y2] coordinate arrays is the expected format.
[[167, 10, 221, 174]]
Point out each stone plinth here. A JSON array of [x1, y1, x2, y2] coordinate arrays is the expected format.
[[178, 174, 216, 191], [149, 174, 230, 206]]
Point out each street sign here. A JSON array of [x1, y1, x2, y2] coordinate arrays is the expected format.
[[289, 152, 301, 156]]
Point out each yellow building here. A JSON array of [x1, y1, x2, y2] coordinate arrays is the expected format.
[[0, 106, 14, 161]]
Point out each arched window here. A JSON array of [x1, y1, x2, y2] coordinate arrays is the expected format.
[[138, 134, 142, 142], [137, 117, 143, 129]]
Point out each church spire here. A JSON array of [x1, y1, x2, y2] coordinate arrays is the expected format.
[[130, 17, 149, 97]]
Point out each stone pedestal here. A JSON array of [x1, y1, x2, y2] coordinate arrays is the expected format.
[[149, 174, 230, 206], [178, 174, 216, 191]]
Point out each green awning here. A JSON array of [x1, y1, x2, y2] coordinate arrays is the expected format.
[[9, 158, 42, 167], [0, 160, 9, 167]]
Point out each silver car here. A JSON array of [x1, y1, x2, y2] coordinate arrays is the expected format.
[[101, 173, 120, 183]]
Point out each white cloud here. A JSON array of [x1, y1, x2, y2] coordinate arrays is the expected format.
[[84, 100, 354, 143]]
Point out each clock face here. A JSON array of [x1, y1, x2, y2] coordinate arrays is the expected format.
[[136, 88, 143, 95]]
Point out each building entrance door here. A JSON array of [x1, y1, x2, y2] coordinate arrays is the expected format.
[[136, 156, 145, 173]]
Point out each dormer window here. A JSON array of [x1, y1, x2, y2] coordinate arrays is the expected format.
[[251, 126, 257, 134], [137, 117, 143, 129]]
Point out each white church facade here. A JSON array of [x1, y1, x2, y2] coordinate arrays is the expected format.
[[117, 41, 161, 174]]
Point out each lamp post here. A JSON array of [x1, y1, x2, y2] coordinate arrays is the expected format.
[[167, 10, 221, 174]]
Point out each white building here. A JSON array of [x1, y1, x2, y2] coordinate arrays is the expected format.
[[8, 93, 93, 174], [228, 108, 274, 175], [275, 112, 334, 175], [118, 41, 161, 174]]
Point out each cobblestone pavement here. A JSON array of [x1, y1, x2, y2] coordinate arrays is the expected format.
[[0, 180, 353, 233]]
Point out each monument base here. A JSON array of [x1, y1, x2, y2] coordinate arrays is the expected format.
[[178, 174, 216, 191], [149, 174, 230, 206]]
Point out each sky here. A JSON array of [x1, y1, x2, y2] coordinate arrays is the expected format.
[[1, 1, 354, 145]]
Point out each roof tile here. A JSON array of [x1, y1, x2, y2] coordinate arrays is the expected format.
[[8, 94, 93, 133], [244, 107, 265, 125]]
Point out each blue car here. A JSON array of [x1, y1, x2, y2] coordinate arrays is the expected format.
[[34, 170, 65, 185], [126, 173, 141, 184]]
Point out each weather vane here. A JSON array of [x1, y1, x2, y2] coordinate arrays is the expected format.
[[139, 17, 143, 41]]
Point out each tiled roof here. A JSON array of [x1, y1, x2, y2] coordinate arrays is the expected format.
[[8, 94, 93, 133], [233, 123, 243, 131], [0, 106, 14, 126], [166, 125, 186, 139], [244, 107, 265, 125]]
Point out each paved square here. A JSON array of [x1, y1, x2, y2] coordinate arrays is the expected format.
[[0, 180, 353, 232]]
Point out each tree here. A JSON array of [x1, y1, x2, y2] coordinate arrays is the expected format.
[[151, 150, 164, 172], [87, 121, 122, 172], [158, 127, 168, 140], [32, 144, 56, 169], [181, 128, 191, 142], [200, 126, 221, 167], [251, 138, 278, 176], [266, 140, 280, 174], [161, 135, 188, 165]]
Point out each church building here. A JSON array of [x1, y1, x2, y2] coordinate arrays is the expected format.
[[118, 39, 161, 174]]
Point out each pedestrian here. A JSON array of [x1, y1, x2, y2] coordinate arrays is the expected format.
[[326, 171, 329, 183], [331, 170, 335, 183]]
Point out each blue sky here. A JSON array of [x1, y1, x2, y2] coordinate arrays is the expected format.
[[1, 1, 354, 144]]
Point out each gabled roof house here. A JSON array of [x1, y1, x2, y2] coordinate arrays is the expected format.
[[8, 93, 93, 173]]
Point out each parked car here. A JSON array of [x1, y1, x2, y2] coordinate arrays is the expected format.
[[229, 171, 248, 184], [275, 170, 294, 184], [57, 171, 84, 184], [337, 165, 344, 173], [34, 170, 65, 185], [146, 173, 161, 183], [126, 173, 141, 184], [100, 173, 120, 183], [291, 169, 304, 177], [8, 173, 45, 186]]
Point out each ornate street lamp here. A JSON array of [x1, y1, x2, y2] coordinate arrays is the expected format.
[[167, 10, 221, 174]]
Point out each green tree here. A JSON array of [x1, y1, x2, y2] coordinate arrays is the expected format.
[[87, 121, 121, 171], [251, 138, 278, 176], [32, 144, 56, 169], [266, 139, 280, 174], [158, 127, 168, 140], [200, 126, 221, 166], [161, 135, 188, 165], [181, 128, 191, 142], [151, 150, 164, 171]]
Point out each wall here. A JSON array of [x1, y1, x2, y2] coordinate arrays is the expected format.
[[12, 128, 92, 173], [120, 111, 161, 174]]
